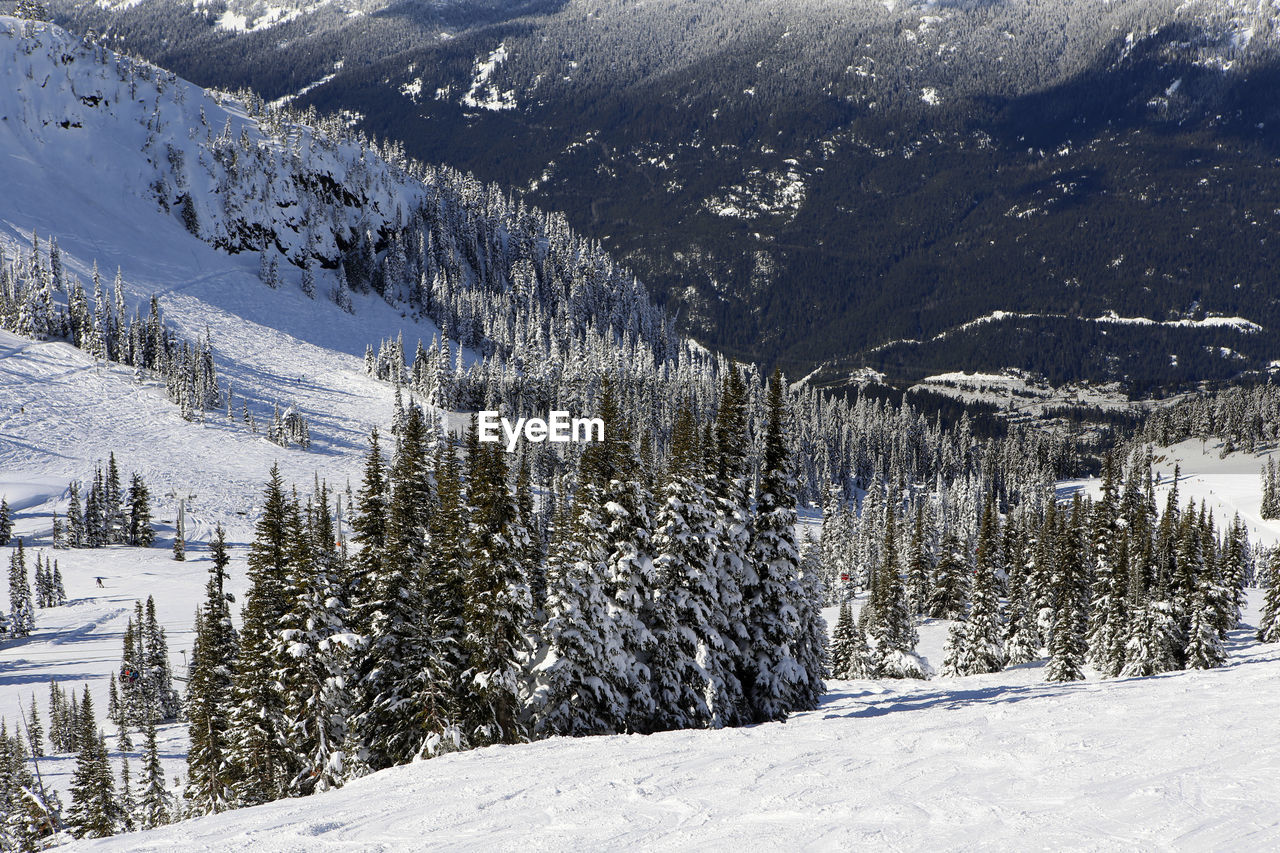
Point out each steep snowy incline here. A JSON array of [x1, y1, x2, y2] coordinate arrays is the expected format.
[[74, 600, 1280, 851], [0, 328, 376, 542]]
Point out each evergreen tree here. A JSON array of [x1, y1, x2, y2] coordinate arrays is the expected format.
[[21, 696, 42, 764], [532, 474, 624, 737], [746, 370, 812, 719], [928, 525, 969, 619], [66, 482, 85, 548], [1259, 547, 1280, 644], [50, 559, 64, 606], [227, 466, 292, 805], [66, 688, 114, 839], [185, 527, 237, 814], [828, 601, 858, 679], [0, 717, 46, 851], [117, 753, 136, 834], [140, 716, 170, 829], [126, 474, 154, 547], [275, 486, 358, 793], [648, 401, 717, 730], [864, 502, 927, 679], [7, 540, 34, 638], [1046, 497, 1089, 682], [1087, 455, 1128, 678], [460, 423, 533, 745], [0, 497, 11, 546], [943, 497, 1006, 676], [1184, 590, 1227, 670]]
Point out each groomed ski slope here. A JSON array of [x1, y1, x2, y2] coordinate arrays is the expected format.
[[74, 596, 1280, 851]]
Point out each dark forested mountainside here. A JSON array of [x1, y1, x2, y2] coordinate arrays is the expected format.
[[40, 0, 1280, 390]]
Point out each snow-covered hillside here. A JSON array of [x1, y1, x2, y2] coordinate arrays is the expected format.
[[64, 592, 1280, 851]]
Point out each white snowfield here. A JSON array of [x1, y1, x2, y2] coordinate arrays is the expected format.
[[73, 600, 1280, 852]]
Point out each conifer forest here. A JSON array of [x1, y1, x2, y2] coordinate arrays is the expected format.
[[3, 2, 1280, 849]]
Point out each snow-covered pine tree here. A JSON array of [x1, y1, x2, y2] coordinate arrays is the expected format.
[[1087, 455, 1128, 678], [460, 423, 533, 745], [928, 525, 969, 620], [1120, 531, 1179, 677], [946, 496, 1007, 676], [904, 501, 932, 617], [117, 752, 136, 834], [185, 525, 237, 815], [601, 435, 660, 733], [142, 597, 180, 721], [140, 716, 170, 829], [7, 540, 34, 638], [792, 532, 829, 710], [1258, 546, 1280, 643], [109, 673, 131, 751], [126, 474, 154, 547], [32, 553, 48, 609], [1184, 589, 1227, 670], [532, 473, 625, 737], [228, 466, 293, 805], [25, 694, 42, 759], [707, 366, 751, 726], [0, 497, 11, 546], [1261, 458, 1279, 520], [648, 401, 717, 730], [50, 559, 66, 606], [66, 687, 114, 839], [1046, 496, 1089, 682], [746, 369, 809, 720], [66, 482, 85, 549], [864, 501, 927, 679], [829, 601, 857, 678], [0, 718, 47, 851]]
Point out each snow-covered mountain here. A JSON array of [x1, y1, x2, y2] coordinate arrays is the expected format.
[[50, 0, 1280, 388]]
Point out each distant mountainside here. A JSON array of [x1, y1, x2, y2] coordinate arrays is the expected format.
[[0, 11, 673, 378], [44, 0, 1280, 393]]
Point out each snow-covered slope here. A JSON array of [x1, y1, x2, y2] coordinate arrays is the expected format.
[[68, 593, 1280, 851], [1068, 438, 1280, 549]]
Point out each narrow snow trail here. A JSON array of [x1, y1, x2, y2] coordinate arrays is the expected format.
[[73, 604, 1280, 851]]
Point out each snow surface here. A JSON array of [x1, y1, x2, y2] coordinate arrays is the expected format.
[[63, 592, 1280, 851]]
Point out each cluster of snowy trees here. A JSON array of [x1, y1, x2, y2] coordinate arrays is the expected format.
[[1261, 458, 1280, 520], [56, 454, 154, 550], [0, 233, 316, 447], [0, 681, 173, 843], [827, 447, 1254, 683], [4, 541, 65, 643], [0, 714, 54, 850], [179, 367, 824, 821], [0, 235, 223, 420], [367, 328, 1085, 508], [5, 541, 35, 639], [1142, 382, 1280, 452], [110, 598, 183, 741]]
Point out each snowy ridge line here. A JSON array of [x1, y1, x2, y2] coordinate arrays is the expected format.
[[869, 308, 1265, 354]]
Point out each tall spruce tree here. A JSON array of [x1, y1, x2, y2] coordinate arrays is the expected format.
[[67, 687, 114, 839], [185, 525, 237, 814], [1046, 497, 1089, 682], [7, 540, 34, 637], [460, 422, 533, 745], [228, 466, 293, 805]]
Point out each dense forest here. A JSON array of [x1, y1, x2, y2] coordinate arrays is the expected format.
[[41, 0, 1280, 387]]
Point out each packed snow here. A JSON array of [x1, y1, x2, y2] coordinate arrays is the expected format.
[[55, 590, 1280, 852]]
